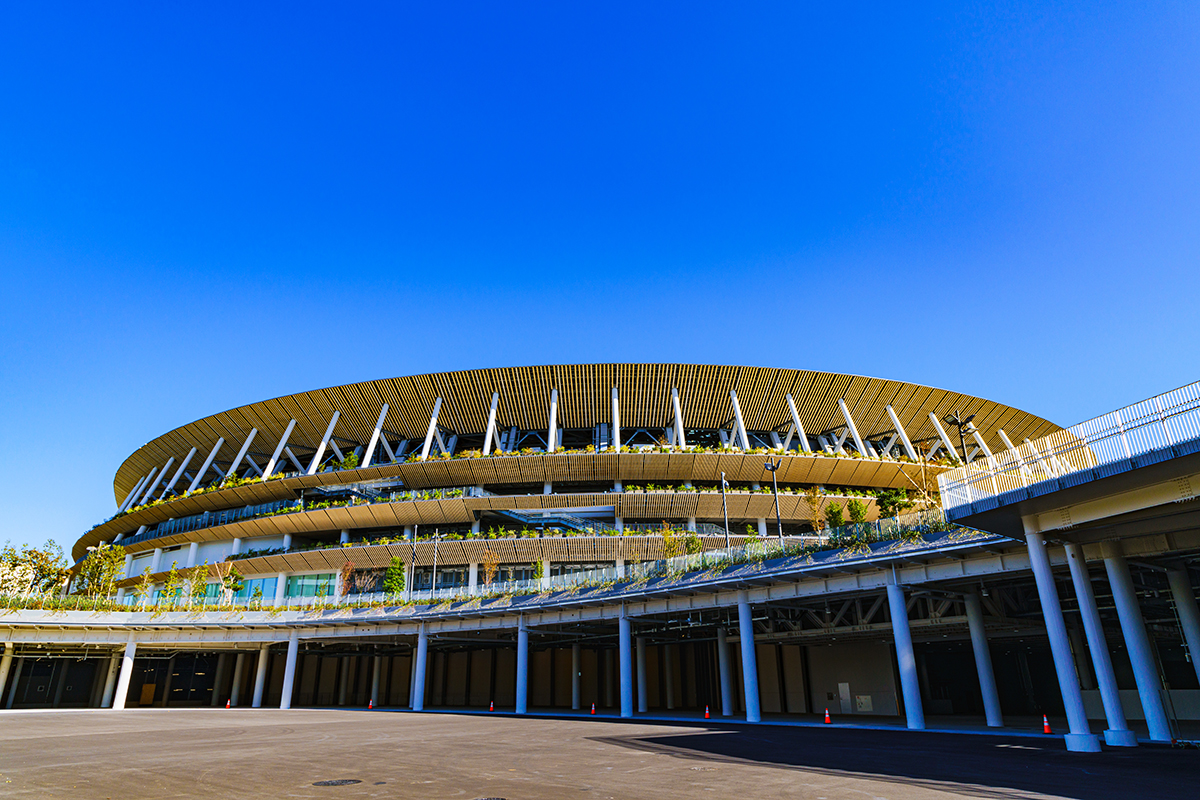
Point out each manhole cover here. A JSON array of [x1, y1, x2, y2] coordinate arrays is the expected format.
[[313, 780, 362, 786]]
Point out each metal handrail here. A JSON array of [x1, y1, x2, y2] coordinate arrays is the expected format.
[[938, 380, 1200, 512]]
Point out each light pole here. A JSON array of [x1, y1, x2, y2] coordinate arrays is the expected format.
[[430, 530, 441, 601], [943, 411, 977, 467], [763, 458, 783, 543], [720, 471, 730, 549]]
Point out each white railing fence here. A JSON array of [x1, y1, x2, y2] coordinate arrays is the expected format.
[[939, 381, 1200, 512]]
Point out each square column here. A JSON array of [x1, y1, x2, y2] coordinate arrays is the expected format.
[[100, 654, 120, 708]]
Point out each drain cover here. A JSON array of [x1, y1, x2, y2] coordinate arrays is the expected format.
[[313, 780, 362, 786]]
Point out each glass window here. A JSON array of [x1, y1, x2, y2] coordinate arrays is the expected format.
[[286, 573, 335, 598], [235, 576, 277, 601]]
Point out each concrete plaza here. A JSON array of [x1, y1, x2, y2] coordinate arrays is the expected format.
[[1, 708, 1198, 799]]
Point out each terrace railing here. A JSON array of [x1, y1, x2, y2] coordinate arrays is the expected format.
[[938, 380, 1200, 514]]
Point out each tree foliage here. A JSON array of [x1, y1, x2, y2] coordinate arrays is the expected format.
[[76, 542, 127, 598], [876, 488, 914, 518], [1, 540, 70, 595], [382, 557, 406, 594], [824, 502, 845, 529]]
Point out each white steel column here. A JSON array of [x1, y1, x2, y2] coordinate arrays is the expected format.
[[307, 410, 341, 474], [636, 636, 647, 713], [279, 631, 299, 709], [618, 609, 633, 718], [160, 447, 196, 498], [186, 542, 199, 568], [117, 474, 149, 513], [252, 644, 270, 708], [929, 413, 961, 462], [412, 623, 429, 710], [571, 643, 581, 710], [273, 572, 288, 606], [419, 398, 443, 461], [547, 389, 558, 452], [362, 404, 390, 467], [230, 653, 246, 707], [100, 654, 120, 708], [139, 459, 174, 504], [1065, 543, 1134, 745], [150, 547, 164, 574], [111, 639, 137, 711], [468, 563, 478, 595], [671, 388, 687, 448], [716, 629, 732, 715], [186, 438, 225, 492], [837, 398, 868, 458], [611, 387, 620, 450], [263, 419, 297, 479], [783, 394, 811, 453], [4, 658, 23, 708], [887, 581, 925, 729], [371, 656, 382, 707], [737, 593, 760, 722], [729, 390, 750, 450], [1027, 532, 1101, 752], [1102, 542, 1171, 742], [516, 617, 529, 714], [482, 393, 501, 455], [885, 405, 918, 460], [964, 593, 1002, 727], [226, 428, 258, 478], [1167, 566, 1200, 687]]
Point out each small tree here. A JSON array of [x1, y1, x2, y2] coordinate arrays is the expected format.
[[221, 565, 244, 604], [661, 526, 684, 558], [162, 561, 182, 608], [482, 550, 498, 588], [846, 499, 868, 526], [189, 562, 210, 607], [135, 566, 155, 607], [531, 559, 545, 581], [0, 543, 36, 596], [824, 502, 845, 529], [876, 488, 914, 519], [382, 557, 406, 595], [77, 542, 127, 598], [802, 486, 824, 532], [339, 562, 355, 598], [684, 531, 702, 555]]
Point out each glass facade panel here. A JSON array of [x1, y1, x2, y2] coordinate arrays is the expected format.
[[285, 573, 335, 598]]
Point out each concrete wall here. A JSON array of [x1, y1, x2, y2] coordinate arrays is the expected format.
[[1083, 688, 1200, 721], [806, 641, 898, 717]]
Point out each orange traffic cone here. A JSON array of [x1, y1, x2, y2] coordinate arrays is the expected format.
[[1043, 715, 1052, 734], [590, 702, 596, 715], [824, 708, 831, 724], [704, 705, 710, 719], [225, 699, 231, 709], [368, 699, 374, 710], [489, 701, 494, 711]]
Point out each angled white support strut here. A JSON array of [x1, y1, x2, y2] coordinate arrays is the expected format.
[[729, 389, 749, 450], [547, 389, 558, 453], [419, 398, 443, 462], [139, 459, 174, 505], [783, 393, 810, 453], [885, 404, 918, 460], [837, 398, 868, 458], [307, 410, 341, 475], [160, 447, 197, 498], [226, 428, 258, 478], [263, 419, 297, 479], [117, 474, 149, 514], [929, 412, 961, 462], [187, 438, 225, 493], [362, 404, 389, 468], [482, 393, 501, 455], [611, 387, 620, 451], [671, 387, 687, 449]]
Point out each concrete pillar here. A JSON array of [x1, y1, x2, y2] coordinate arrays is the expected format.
[[1027, 532, 1101, 752], [571, 643, 581, 710], [686, 517, 696, 532], [1067, 618, 1096, 690], [715, 630, 732, 716], [111, 640, 137, 711], [619, 611, 633, 718], [115, 588, 126, 603], [1065, 542, 1135, 746], [757, 518, 767, 538], [211, 653, 229, 706], [0, 644, 12, 700], [540, 559, 551, 590], [615, 558, 625, 579], [186, 541, 199, 568], [636, 636, 648, 713], [1102, 542, 1171, 742], [273, 573, 287, 606], [543, 481, 553, 495], [665, 642, 677, 711], [5, 657, 23, 708], [412, 623, 428, 711], [122, 553, 133, 581], [230, 653, 246, 707], [964, 593, 1002, 727], [1166, 566, 1200, 687], [338, 656, 350, 705], [371, 656, 381, 706], [51, 659, 68, 708], [231, 538, 242, 556], [252, 643, 270, 708], [468, 563, 479, 595], [150, 548, 163, 574], [340, 529, 350, 544], [604, 649, 615, 707], [737, 593, 760, 722], [615, 517, 624, 534], [887, 582, 924, 730], [279, 631, 299, 709], [100, 654, 120, 708], [516, 618, 529, 714], [283, 534, 293, 550]]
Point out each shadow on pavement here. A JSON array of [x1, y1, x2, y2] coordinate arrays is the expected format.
[[592, 723, 1200, 800]]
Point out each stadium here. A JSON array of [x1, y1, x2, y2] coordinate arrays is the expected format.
[[2, 364, 1199, 753]]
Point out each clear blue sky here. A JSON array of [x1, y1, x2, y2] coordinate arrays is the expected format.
[[2, 3, 1198, 551]]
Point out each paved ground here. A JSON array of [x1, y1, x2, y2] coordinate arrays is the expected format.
[[1, 709, 1198, 800]]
